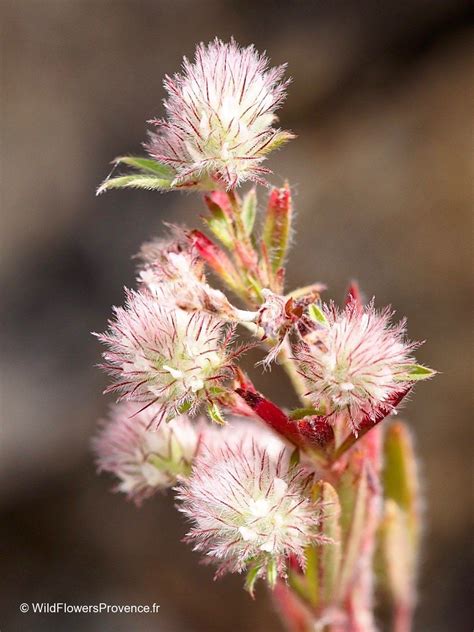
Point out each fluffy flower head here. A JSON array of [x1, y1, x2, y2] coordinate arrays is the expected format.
[[147, 38, 293, 189], [93, 402, 199, 504], [97, 289, 235, 424], [294, 300, 423, 431], [137, 230, 234, 317], [177, 432, 324, 590]]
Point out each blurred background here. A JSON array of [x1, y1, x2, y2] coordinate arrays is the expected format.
[[1, 1, 472, 630]]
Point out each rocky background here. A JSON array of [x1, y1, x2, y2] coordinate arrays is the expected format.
[[1, 1, 472, 630]]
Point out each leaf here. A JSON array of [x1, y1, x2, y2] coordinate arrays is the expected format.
[[266, 557, 278, 589], [96, 174, 173, 195], [207, 402, 226, 425], [395, 364, 436, 382], [202, 210, 234, 250], [260, 130, 296, 156], [336, 465, 369, 600], [307, 481, 342, 605], [308, 304, 328, 327], [244, 562, 261, 597], [379, 499, 415, 606], [383, 422, 420, 538], [241, 188, 257, 237], [262, 184, 292, 273], [113, 155, 175, 178]]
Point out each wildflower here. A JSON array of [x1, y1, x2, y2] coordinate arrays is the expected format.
[[96, 289, 236, 424], [93, 402, 199, 504], [294, 300, 433, 432], [176, 434, 325, 591], [147, 38, 294, 189]]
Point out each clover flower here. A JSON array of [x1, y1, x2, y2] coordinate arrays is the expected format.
[[147, 38, 294, 189], [96, 289, 236, 424], [294, 300, 433, 431], [176, 432, 325, 591], [93, 402, 199, 504], [137, 231, 236, 318]]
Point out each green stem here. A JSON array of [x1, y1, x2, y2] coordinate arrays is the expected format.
[[278, 338, 312, 406]]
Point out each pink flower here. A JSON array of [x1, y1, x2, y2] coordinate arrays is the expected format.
[[176, 422, 325, 590], [137, 230, 235, 317], [96, 289, 236, 425], [146, 38, 294, 189], [294, 300, 432, 432], [93, 402, 199, 505]]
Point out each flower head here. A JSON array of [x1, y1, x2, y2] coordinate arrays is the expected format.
[[137, 236, 234, 317], [176, 429, 324, 590], [294, 300, 431, 432], [147, 38, 293, 189], [93, 402, 199, 504], [96, 289, 236, 424], [136, 226, 204, 288]]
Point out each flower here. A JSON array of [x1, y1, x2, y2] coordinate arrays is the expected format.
[[96, 289, 236, 424], [176, 428, 325, 590], [92, 402, 199, 504], [293, 300, 430, 432], [136, 226, 204, 287], [146, 38, 294, 189], [136, 226, 237, 318]]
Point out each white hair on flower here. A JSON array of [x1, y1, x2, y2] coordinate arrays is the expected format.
[[294, 300, 420, 431], [176, 431, 326, 589], [147, 38, 294, 189], [96, 289, 237, 425], [93, 402, 199, 504]]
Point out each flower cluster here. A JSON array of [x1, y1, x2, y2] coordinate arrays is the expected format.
[[96, 289, 235, 425], [94, 37, 435, 627], [294, 300, 424, 431], [146, 38, 293, 189], [93, 402, 199, 504]]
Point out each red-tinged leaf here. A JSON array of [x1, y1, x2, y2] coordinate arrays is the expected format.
[[272, 581, 316, 632], [188, 230, 241, 290], [205, 191, 233, 217], [262, 183, 293, 273], [345, 280, 364, 307], [334, 387, 412, 459], [298, 417, 335, 449], [235, 388, 305, 448]]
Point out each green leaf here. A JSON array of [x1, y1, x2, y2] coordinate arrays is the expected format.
[[395, 364, 436, 382], [308, 304, 329, 327], [241, 188, 257, 237], [266, 557, 277, 589], [383, 422, 420, 532], [379, 499, 416, 606], [96, 174, 174, 195], [336, 466, 369, 600], [113, 155, 175, 178], [207, 402, 226, 425], [244, 562, 261, 597], [259, 130, 295, 156], [202, 212, 234, 250], [307, 481, 341, 605]]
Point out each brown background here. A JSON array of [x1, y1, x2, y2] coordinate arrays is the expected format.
[[1, 1, 472, 631]]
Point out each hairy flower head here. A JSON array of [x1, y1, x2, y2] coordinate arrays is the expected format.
[[96, 289, 236, 424], [93, 402, 199, 504], [137, 232, 234, 317], [176, 427, 325, 590], [294, 300, 432, 431], [147, 38, 293, 189]]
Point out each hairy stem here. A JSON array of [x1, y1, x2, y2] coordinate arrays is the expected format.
[[278, 338, 312, 406]]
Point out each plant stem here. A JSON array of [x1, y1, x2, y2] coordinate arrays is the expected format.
[[278, 338, 312, 406]]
